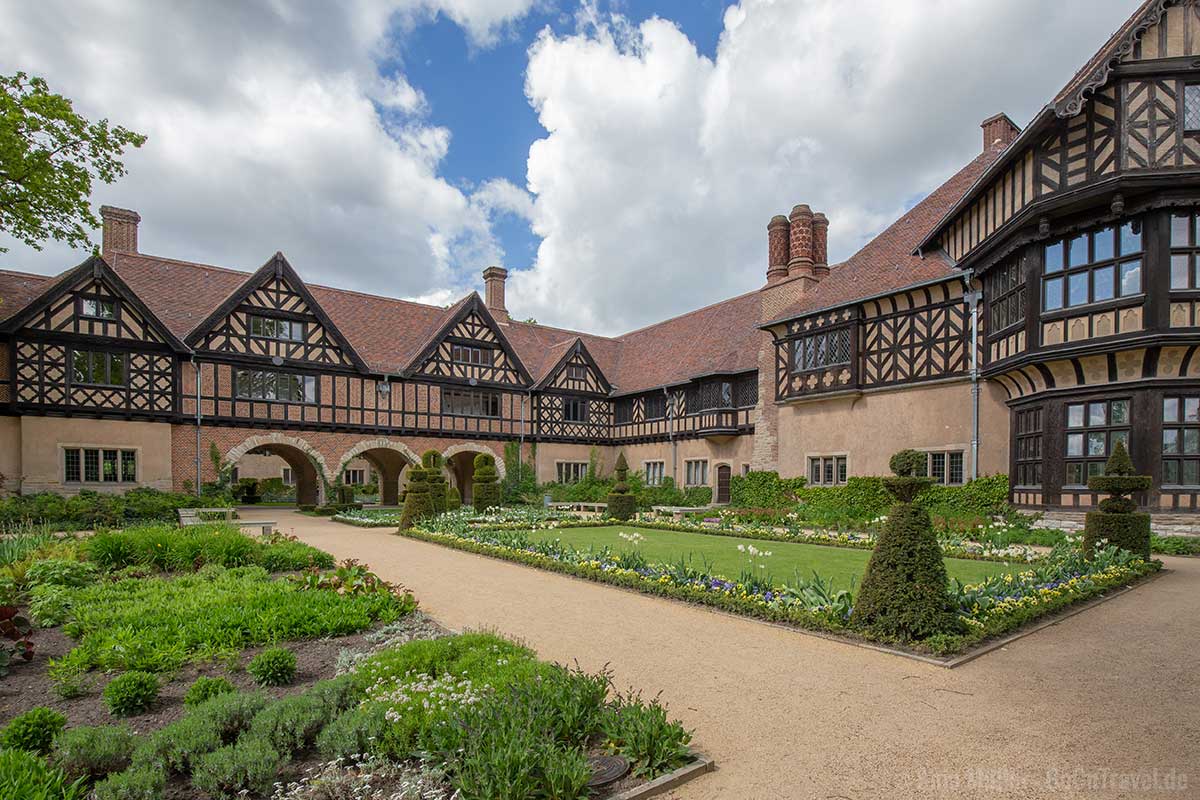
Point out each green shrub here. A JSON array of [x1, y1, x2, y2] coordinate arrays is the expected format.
[[1083, 442, 1152, 560], [601, 694, 692, 779], [399, 466, 433, 529], [246, 693, 329, 756], [25, 558, 98, 588], [184, 676, 235, 708], [729, 471, 807, 509], [305, 674, 361, 712], [606, 453, 637, 521], [259, 540, 334, 571], [0, 748, 87, 800], [889, 449, 926, 477], [850, 502, 961, 640], [423, 451, 448, 514], [0, 488, 230, 529], [1, 706, 67, 755], [91, 764, 164, 800], [103, 672, 159, 717], [83, 531, 140, 571], [1152, 534, 1200, 555], [446, 485, 462, 511], [51, 724, 135, 781], [472, 453, 502, 512], [191, 737, 282, 799], [189, 691, 269, 743], [316, 703, 390, 762], [247, 646, 296, 687]]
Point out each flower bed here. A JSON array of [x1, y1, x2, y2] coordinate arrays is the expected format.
[[338, 506, 1042, 564], [0, 524, 703, 800], [398, 521, 1159, 657]]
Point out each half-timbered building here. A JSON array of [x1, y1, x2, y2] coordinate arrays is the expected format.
[[0, 0, 1196, 515]]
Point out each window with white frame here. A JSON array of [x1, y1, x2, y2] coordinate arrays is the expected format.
[[451, 344, 492, 365], [249, 314, 304, 341], [644, 461, 665, 486], [556, 462, 588, 484], [568, 363, 588, 380], [281, 467, 294, 485], [684, 459, 708, 487], [443, 389, 500, 417], [1064, 399, 1130, 486], [78, 297, 117, 319], [344, 468, 366, 485], [63, 447, 136, 484], [808, 455, 847, 486], [235, 369, 316, 403]]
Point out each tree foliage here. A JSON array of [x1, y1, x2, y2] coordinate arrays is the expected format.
[[0, 72, 146, 252]]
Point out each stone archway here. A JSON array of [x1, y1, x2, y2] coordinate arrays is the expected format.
[[336, 439, 421, 506], [225, 433, 331, 506], [442, 443, 505, 506]]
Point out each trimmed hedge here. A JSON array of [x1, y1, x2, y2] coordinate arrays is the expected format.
[[472, 453, 502, 512], [795, 474, 1010, 523], [850, 502, 961, 640], [0, 488, 232, 529], [606, 453, 636, 521], [1084, 512, 1152, 560], [728, 471, 807, 509]]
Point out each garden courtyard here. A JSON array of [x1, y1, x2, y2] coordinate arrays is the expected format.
[[255, 509, 1200, 799]]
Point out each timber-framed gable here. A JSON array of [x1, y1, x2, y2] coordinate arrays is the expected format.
[[408, 294, 532, 388]]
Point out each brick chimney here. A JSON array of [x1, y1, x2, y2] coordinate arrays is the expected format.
[[787, 204, 814, 279], [482, 266, 508, 321], [100, 205, 140, 255], [811, 212, 829, 279], [981, 113, 1020, 151], [766, 215, 790, 284]]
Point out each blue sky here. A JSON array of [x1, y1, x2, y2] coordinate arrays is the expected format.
[[394, 0, 733, 268]]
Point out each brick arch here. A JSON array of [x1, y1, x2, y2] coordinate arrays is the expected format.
[[335, 438, 421, 476], [442, 443, 505, 506], [336, 438, 421, 506], [224, 433, 331, 506], [441, 443, 506, 479]]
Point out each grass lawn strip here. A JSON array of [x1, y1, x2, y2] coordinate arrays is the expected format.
[[525, 525, 1018, 591]]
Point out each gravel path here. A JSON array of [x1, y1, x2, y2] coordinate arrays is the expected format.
[[257, 510, 1199, 800]]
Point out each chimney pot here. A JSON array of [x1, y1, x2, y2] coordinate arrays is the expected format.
[[980, 113, 1020, 152], [100, 205, 140, 255], [787, 204, 814, 278], [482, 266, 509, 321], [811, 212, 830, 278], [766, 215, 790, 284]]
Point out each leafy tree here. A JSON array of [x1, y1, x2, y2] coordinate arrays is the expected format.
[[0, 72, 146, 252]]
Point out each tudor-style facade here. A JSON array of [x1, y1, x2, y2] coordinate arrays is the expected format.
[[1, 0, 1196, 516]]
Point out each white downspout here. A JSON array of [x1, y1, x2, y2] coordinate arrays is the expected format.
[[963, 277, 981, 481]]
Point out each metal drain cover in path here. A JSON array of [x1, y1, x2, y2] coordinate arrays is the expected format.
[[587, 754, 631, 787]]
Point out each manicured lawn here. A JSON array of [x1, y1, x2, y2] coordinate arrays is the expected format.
[[529, 525, 1020, 590]]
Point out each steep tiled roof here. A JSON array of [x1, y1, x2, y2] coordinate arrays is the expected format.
[[0, 269, 52, 324], [1053, 0, 1164, 116], [765, 142, 1006, 326]]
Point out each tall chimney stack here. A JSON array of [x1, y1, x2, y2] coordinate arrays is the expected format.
[[482, 266, 509, 321], [100, 205, 140, 256], [811, 212, 829, 279], [766, 215, 790, 284], [981, 113, 1020, 152], [787, 204, 814, 279]]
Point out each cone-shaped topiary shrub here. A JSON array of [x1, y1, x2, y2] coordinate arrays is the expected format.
[[398, 465, 433, 529], [849, 453, 961, 641], [1082, 440, 1152, 559], [473, 452, 501, 512], [606, 453, 636, 521], [422, 450, 447, 514], [446, 485, 462, 511]]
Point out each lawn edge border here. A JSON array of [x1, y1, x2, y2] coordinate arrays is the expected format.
[[609, 753, 715, 800], [388, 526, 1162, 668]]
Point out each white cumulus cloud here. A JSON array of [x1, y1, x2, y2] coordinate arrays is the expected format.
[[508, 0, 1139, 334]]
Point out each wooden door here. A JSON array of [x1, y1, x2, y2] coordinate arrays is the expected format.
[[716, 464, 731, 504]]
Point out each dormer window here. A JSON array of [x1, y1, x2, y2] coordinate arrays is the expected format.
[[452, 344, 492, 366], [79, 297, 116, 319], [568, 364, 588, 380], [249, 314, 304, 342]]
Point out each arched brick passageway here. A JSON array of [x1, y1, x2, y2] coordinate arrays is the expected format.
[[225, 434, 331, 506], [442, 443, 505, 506], [336, 439, 421, 506]]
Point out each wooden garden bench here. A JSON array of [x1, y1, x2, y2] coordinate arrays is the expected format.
[[177, 508, 274, 535]]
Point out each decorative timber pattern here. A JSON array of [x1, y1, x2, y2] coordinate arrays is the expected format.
[[773, 308, 857, 401], [197, 276, 355, 368], [14, 341, 173, 414], [22, 276, 166, 344], [544, 345, 609, 396], [860, 283, 971, 388], [532, 393, 612, 441], [415, 309, 527, 387]]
